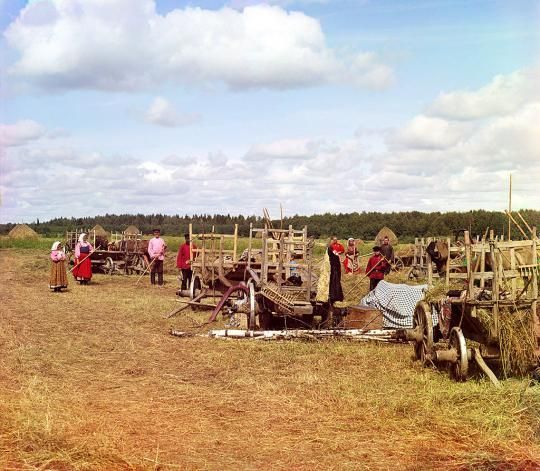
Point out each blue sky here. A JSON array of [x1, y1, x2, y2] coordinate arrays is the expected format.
[[0, 0, 539, 223]]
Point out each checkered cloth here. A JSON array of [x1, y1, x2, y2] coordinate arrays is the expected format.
[[359, 280, 438, 328]]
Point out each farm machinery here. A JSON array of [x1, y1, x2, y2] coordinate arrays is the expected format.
[[401, 229, 540, 383], [64, 229, 150, 275], [175, 223, 325, 329]]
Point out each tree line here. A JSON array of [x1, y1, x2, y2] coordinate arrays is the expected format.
[[2, 210, 539, 242]]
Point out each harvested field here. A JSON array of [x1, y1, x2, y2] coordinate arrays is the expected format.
[[1, 248, 540, 470]]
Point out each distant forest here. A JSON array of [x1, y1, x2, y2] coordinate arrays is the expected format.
[[2, 210, 539, 242]]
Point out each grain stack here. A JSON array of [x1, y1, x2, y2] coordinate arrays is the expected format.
[[8, 224, 39, 239]]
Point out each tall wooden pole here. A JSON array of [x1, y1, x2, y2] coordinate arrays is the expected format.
[[508, 174, 512, 241]]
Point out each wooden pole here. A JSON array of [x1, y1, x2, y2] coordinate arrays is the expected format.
[[135, 257, 156, 284], [508, 173, 512, 241], [69, 245, 101, 273], [516, 211, 533, 235], [505, 210, 528, 239]]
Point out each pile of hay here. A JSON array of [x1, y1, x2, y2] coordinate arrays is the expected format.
[[91, 224, 108, 237], [396, 243, 414, 257], [124, 225, 140, 235], [8, 224, 39, 239], [374, 226, 398, 246], [477, 307, 537, 378]]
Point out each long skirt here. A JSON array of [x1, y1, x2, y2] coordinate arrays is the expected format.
[[73, 255, 93, 280], [49, 260, 68, 289]]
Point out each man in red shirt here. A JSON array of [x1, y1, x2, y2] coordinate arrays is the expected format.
[[176, 233, 195, 290], [365, 246, 389, 291]]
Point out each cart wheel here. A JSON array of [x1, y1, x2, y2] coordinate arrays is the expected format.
[[104, 257, 115, 275], [247, 280, 257, 330], [392, 256, 405, 272], [132, 255, 146, 274], [190, 275, 202, 302], [413, 301, 434, 365], [448, 327, 468, 382]]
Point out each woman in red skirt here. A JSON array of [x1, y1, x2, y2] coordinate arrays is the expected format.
[[72, 233, 93, 284]]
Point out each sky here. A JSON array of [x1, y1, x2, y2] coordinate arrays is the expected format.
[[0, 0, 539, 223]]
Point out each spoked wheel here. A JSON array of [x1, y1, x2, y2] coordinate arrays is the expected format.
[[448, 327, 468, 382], [413, 301, 434, 365], [104, 257, 115, 275], [132, 255, 147, 275], [247, 280, 258, 330], [190, 275, 202, 300], [392, 256, 404, 272]]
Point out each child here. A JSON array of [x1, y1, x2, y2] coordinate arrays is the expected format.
[[365, 246, 388, 291], [49, 241, 68, 292]]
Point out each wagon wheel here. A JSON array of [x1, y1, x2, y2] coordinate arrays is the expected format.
[[448, 327, 468, 382], [104, 257, 115, 275], [247, 280, 257, 330], [392, 256, 404, 272], [189, 275, 203, 309], [413, 301, 434, 365], [131, 254, 146, 274]]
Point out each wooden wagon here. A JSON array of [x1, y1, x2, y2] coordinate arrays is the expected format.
[[65, 229, 149, 275], [177, 224, 320, 329], [402, 230, 539, 383]]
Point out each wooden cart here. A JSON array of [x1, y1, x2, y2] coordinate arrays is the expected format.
[[65, 229, 149, 275], [178, 224, 319, 329], [402, 230, 539, 382]]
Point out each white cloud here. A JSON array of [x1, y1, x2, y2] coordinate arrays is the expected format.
[[428, 68, 540, 120], [2, 68, 539, 223], [4, 0, 393, 92], [0, 120, 45, 147], [145, 96, 199, 127], [390, 115, 474, 150]]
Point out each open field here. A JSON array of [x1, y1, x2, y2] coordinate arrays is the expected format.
[[1, 248, 540, 470]]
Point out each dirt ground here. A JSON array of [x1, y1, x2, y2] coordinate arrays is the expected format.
[[1, 249, 540, 470]]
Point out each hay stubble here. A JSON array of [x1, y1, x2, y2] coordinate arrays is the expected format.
[[1, 249, 539, 470]]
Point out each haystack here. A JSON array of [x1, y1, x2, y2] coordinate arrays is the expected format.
[[374, 227, 398, 246], [91, 224, 108, 237], [8, 224, 39, 239], [124, 225, 140, 235]]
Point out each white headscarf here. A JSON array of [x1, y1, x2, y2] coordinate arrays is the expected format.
[[51, 241, 62, 251], [78, 233, 87, 243]]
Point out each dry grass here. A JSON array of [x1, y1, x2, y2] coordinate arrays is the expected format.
[[1, 249, 540, 470]]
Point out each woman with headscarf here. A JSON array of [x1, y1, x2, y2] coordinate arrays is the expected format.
[[343, 237, 359, 274], [49, 241, 68, 292], [328, 238, 344, 304], [72, 233, 93, 284]]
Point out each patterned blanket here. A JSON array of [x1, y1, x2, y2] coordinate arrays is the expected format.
[[359, 280, 438, 328]]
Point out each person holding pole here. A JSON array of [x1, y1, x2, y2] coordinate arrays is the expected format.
[[365, 246, 388, 291], [148, 228, 166, 287], [72, 233, 93, 285]]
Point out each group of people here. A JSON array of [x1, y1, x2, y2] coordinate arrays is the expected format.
[[48, 233, 94, 292], [326, 235, 395, 302], [48, 228, 196, 292]]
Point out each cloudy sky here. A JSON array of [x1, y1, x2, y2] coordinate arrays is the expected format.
[[0, 0, 539, 223]]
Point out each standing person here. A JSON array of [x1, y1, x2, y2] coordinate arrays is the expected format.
[[148, 228, 167, 287], [366, 246, 388, 291], [73, 233, 93, 285], [330, 235, 345, 257], [328, 238, 344, 304], [49, 241, 68, 292], [380, 236, 395, 275], [343, 237, 359, 274], [176, 233, 195, 290]]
